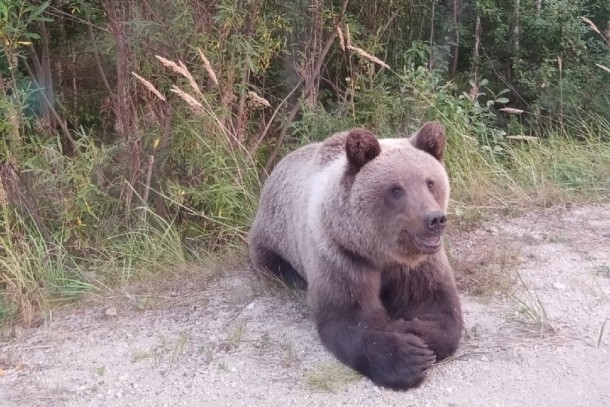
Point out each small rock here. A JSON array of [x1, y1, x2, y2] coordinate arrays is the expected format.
[[105, 307, 117, 317], [11, 325, 30, 340], [246, 301, 255, 310], [552, 282, 567, 290], [486, 226, 499, 235]]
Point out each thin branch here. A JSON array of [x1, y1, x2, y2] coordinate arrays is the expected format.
[[23, 60, 79, 151], [87, 20, 113, 95], [263, 0, 350, 174], [248, 78, 304, 156], [46, 6, 108, 31]]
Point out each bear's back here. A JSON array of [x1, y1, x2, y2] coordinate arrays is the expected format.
[[250, 133, 352, 278]]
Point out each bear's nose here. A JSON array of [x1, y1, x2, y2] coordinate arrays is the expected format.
[[425, 211, 447, 233]]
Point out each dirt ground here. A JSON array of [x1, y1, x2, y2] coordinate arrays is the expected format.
[[1, 204, 610, 407]]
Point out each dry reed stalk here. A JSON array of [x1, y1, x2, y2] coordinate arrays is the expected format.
[[506, 135, 538, 142], [347, 45, 390, 70], [596, 64, 610, 75], [248, 91, 271, 108], [499, 107, 524, 114], [155, 55, 202, 97], [345, 24, 352, 48], [197, 48, 219, 87], [131, 72, 166, 102], [581, 17, 602, 36], [178, 60, 203, 96], [170, 85, 204, 115], [0, 182, 6, 208], [336, 26, 345, 51], [155, 55, 187, 76]]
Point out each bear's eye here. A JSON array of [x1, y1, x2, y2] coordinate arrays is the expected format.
[[426, 179, 435, 192], [390, 186, 404, 198]]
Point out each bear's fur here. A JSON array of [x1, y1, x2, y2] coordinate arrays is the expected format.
[[249, 122, 463, 390]]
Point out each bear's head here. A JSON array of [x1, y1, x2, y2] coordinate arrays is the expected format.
[[337, 122, 450, 267]]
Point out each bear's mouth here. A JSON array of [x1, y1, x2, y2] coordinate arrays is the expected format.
[[413, 235, 442, 253]]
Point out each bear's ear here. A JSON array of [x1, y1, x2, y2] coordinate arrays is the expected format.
[[345, 129, 381, 171], [409, 121, 446, 161]]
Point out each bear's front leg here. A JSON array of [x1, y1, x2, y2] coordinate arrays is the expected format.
[[311, 278, 436, 390], [381, 258, 463, 361]]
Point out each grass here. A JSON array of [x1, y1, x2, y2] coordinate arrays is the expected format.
[[507, 272, 556, 337], [302, 361, 362, 393], [594, 264, 610, 279], [445, 117, 610, 209], [170, 331, 190, 363], [131, 349, 154, 363], [452, 242, 520, 298], [0, 206, 95, 327], [599, 318, 608, 348], [2, 117, 610, 328], [1, 54, 610, 329], [0, 50, 260, 327], [281, 335, 300, 367], [225, 319, 247, 351]]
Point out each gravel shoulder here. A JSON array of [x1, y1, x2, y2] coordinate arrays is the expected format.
[[2, 204, 610, 407]]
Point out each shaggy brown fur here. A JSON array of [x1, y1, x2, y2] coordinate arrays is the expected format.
[[249, 122, 463, 390]]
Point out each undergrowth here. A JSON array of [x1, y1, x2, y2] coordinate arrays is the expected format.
[[446, 117, 610, 208], [1, 55, 610, 327]]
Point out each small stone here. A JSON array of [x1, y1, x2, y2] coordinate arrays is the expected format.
[[105, 307, 117, 317], [246, 301, 255, 310], [552, 282, 567, 290]]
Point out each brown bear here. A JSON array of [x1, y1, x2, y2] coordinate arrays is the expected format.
[[249, 121, 463, 390]]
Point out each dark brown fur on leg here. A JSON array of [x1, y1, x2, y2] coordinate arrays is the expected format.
[[380, 259, 463, 361], [311, 259, 437, 391], [317, 313, 435, 390], [250, 244, 307, 289]]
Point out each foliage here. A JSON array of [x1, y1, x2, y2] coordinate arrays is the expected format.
[[1, 0, 610, 325]]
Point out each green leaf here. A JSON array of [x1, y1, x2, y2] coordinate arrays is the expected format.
[[29, 1, 51, 20], [0, 2, 9, 20]]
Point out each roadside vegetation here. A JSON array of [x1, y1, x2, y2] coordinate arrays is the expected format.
[[1, 0, 609, 326]]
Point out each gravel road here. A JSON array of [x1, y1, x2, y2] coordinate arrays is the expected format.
[[2, 204, 609, 407]]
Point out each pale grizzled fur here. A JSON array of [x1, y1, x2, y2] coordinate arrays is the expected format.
[[250, 128, 450, 281], [249, 122, 462, 391]]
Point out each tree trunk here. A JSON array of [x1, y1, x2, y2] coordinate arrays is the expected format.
[[104, 0, 134, 142], [234, 0, 264, 144], [512, 0, 520, 54], [508, 0, 520, 84], [28, 22, 55, 136], [469, 15, 481, 100], [23, 60, 78, 152], [87, 21, 113, 95], [40, 21, 55, 132], [103, 0, 141, 219], [450, 0, 460, 78], [428, 0, 436, 70]]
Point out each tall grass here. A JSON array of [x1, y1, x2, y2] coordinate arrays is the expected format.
[[0, 54, 262, 326], [445, 117, 610, 208], [2, 48, 609, 328], [0, 205, 93, 326]]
